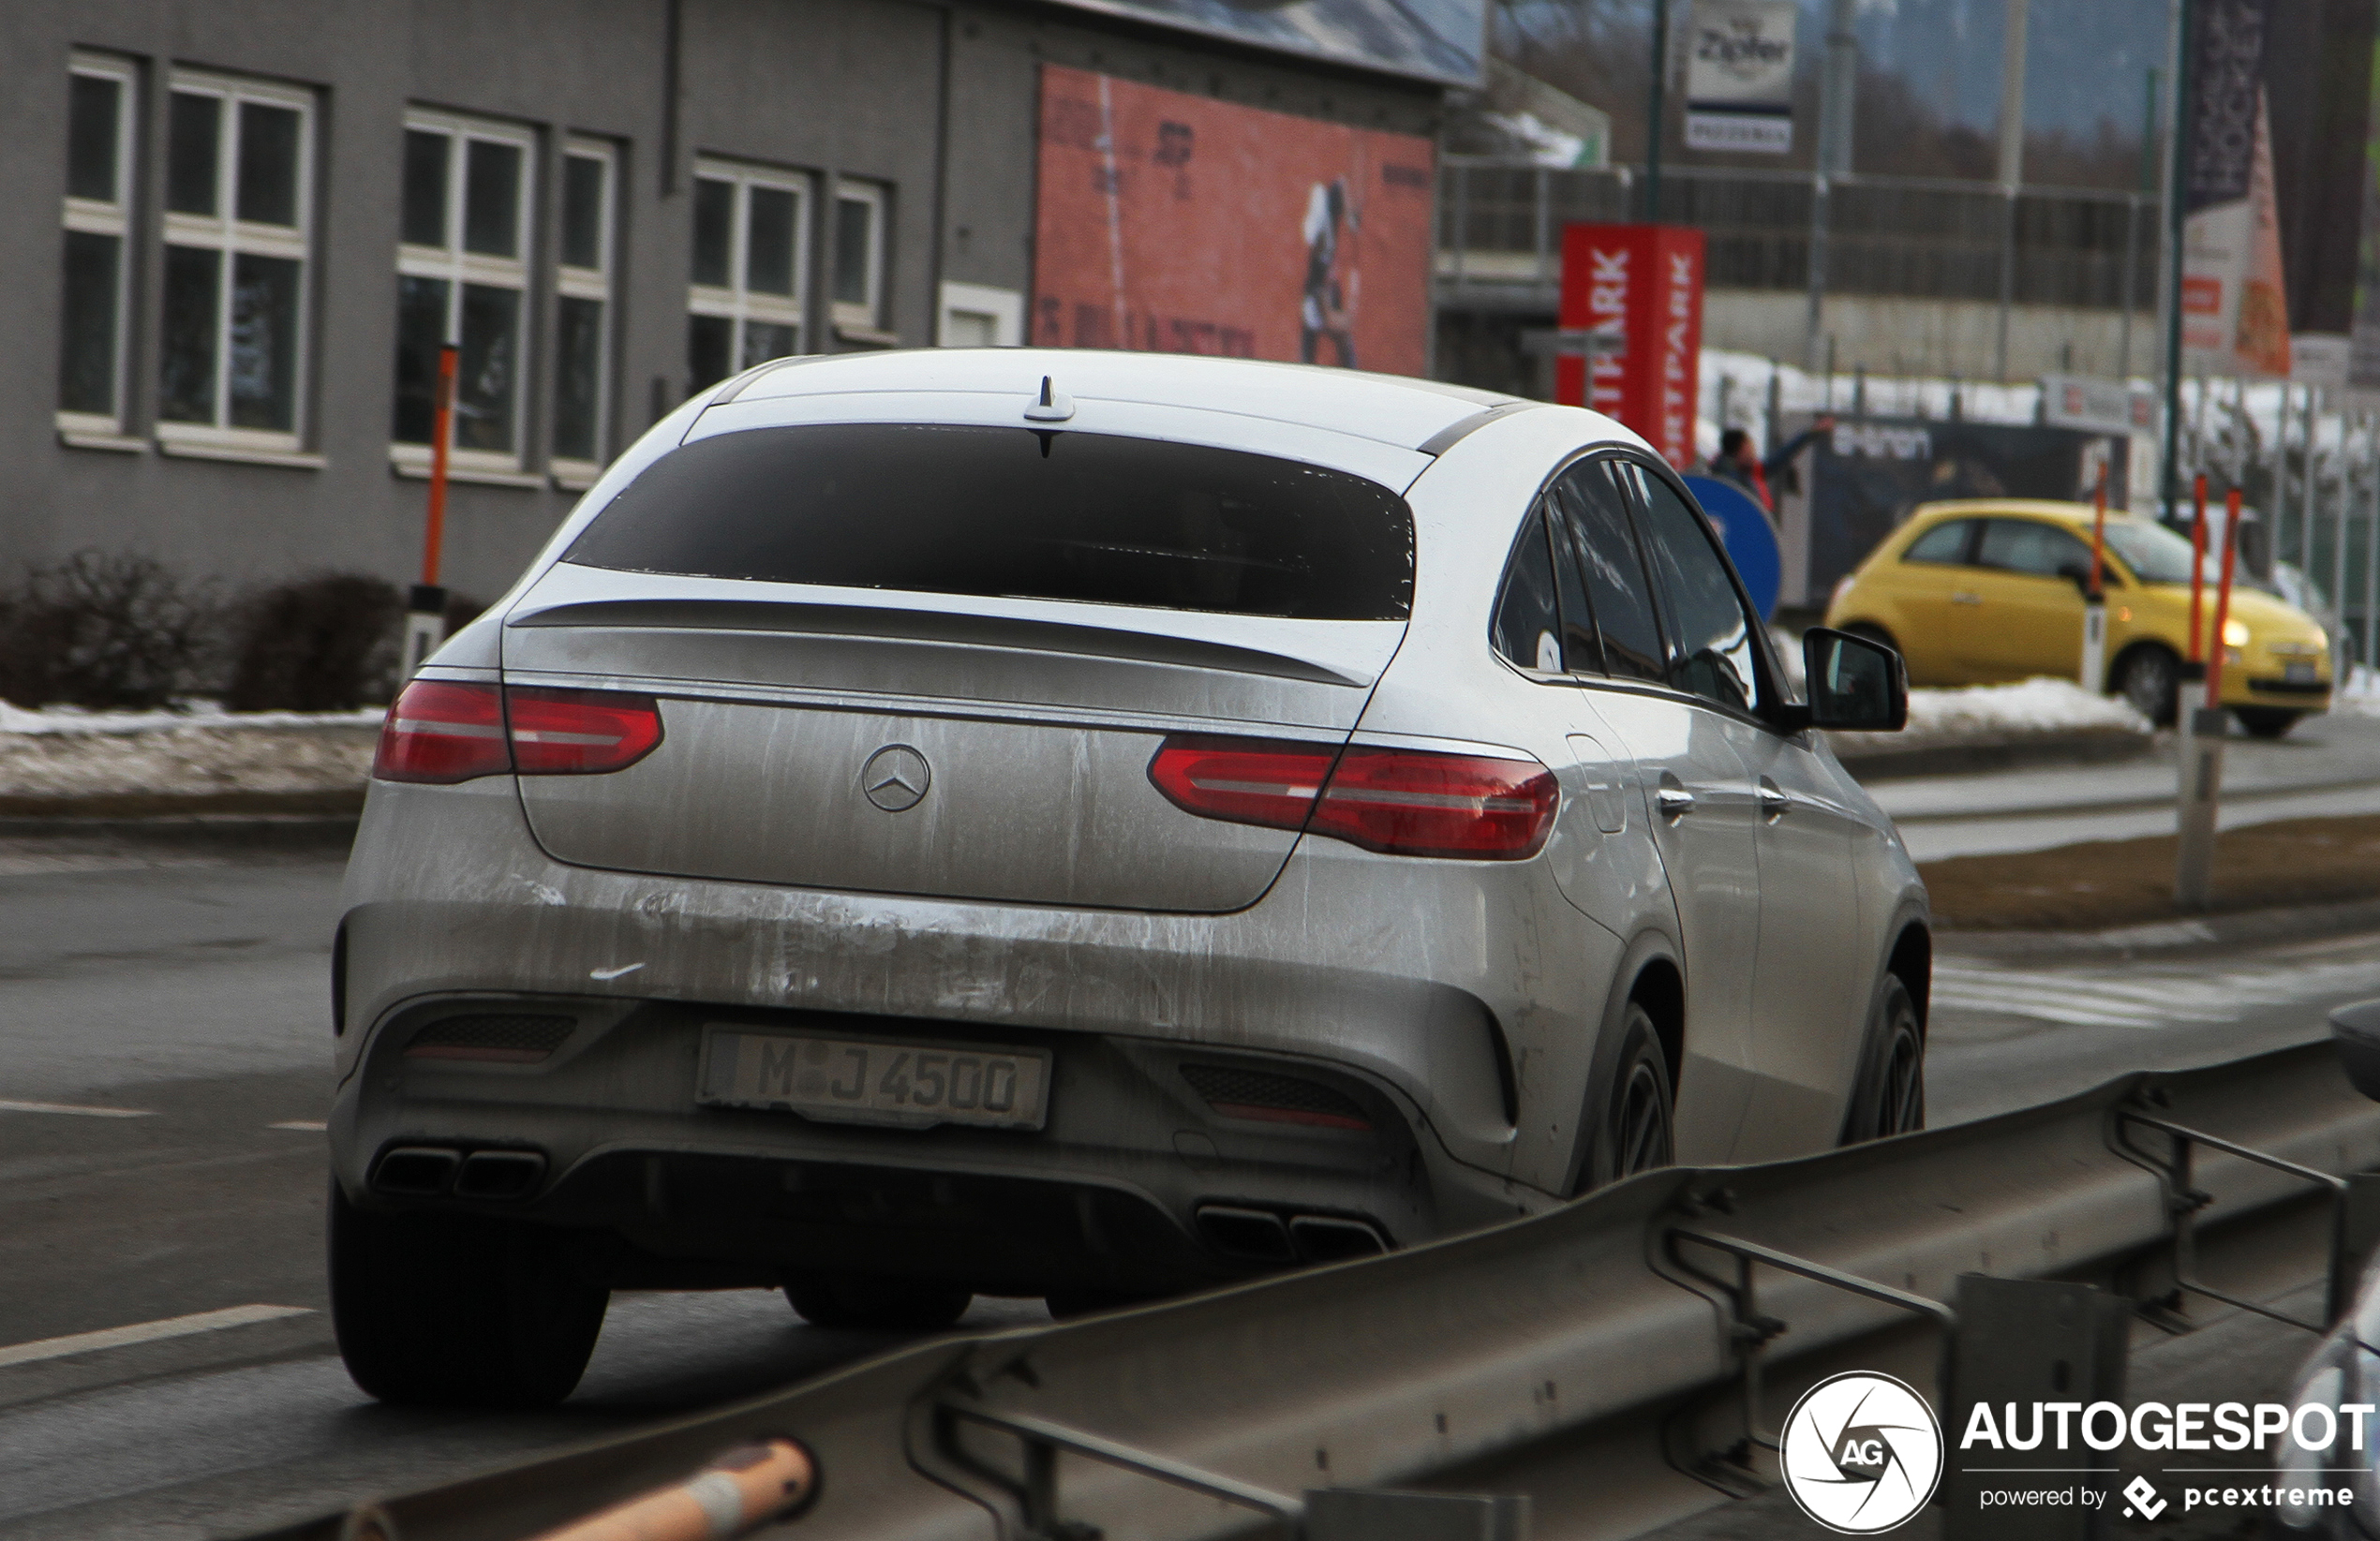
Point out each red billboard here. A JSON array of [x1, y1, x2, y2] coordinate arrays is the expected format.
[[1033, 66, 1435, 376], [1554, 224, 1707, 467]]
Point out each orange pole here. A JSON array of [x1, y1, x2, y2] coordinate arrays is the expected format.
[[2206, 485, 2242, 710], [2087, 463, 2108, 600], [525, 1439, 814, 1541], [423, 343, 457, 587], [2186, 473, 2208, 665]]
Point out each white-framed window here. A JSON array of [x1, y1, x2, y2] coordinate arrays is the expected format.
[[688, 157, 808, 395], [394, 110, 536, 471], [59, 53, 139, 436], [157, 70, 314, 449], [831, 179, 886, 335], [552, 138, 615, 479], [936, 281, 1023, 348]]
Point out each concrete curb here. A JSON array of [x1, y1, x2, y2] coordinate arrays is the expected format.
[[1943, 896, 2380, 963], [0, 811, 361, 848]]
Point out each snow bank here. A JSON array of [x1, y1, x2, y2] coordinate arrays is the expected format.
[[0, 700, 381, 800], [1828, 677, 2151, 764], [2334, 664, 2380, 718], [1899, 678, 2151, 740], [0, 699, 383, 735]]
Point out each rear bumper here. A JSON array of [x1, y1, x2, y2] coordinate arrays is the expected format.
[[333, 778, 1613, 1288], [331, 991, 1465, 1295]]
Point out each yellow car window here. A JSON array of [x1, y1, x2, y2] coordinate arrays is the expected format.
[[1976, 518, 2098, 584], [1902, 520, 1974, 566]]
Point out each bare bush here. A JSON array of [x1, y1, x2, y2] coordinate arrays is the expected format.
[[222, 572, 405, 712], [0, 551, 216, 710]]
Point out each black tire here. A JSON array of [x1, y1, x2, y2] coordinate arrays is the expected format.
[[785, 1273, 973, 1331], [2114, 645, 2181, 727], [1840, 975, 1926, 1145], [1576, 1001, 1675, 1193], [2233, 707, 2302, 739], [329, 1183, 609, 1407]]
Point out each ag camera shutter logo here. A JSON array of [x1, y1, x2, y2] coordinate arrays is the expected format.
[[1781, 1371, 1945, 1534]]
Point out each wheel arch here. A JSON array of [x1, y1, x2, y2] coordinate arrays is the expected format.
[[1562, 929, 1687, 1196]]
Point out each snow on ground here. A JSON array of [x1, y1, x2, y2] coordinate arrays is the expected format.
[[1828, 677, 2150, 762], [0, 700, 383, 735], [0, 680, 2152, 804], [2334, 665, 2380, 717], [0, 700, 381, 800]]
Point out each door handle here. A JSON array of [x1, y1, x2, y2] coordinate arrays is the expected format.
[[1758, 778, 1791, 820], [1951, 591, 1982, 605], [1655, 785, 1696, 819]]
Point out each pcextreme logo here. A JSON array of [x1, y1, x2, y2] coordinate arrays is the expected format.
[[1780, 1371, 1945, 1534]]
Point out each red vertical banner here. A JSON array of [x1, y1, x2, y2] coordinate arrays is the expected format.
[[1554, 224, 1706, 467]]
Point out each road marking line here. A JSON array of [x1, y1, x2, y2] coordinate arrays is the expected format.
[[0, 1305, 314, 1370], [268, 1120, 327, 1132], [0, 1099, 155, 1119]]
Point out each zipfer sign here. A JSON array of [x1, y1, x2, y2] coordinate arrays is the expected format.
[[1780, 1371, 2358, 1533]]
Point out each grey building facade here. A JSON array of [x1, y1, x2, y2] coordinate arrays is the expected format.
[[7, 0, 1451, 605]]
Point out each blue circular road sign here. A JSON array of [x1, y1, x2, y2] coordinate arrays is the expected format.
[[1684, 474, 1782, 620]]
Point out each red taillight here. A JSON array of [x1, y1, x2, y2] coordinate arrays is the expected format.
[[506, 687, 664, 774], [374, 680, 663, 784], [1149, 735, 1557, 860], [1313, 747, 1558, 859], [375, 680, 509, 784], [1148, 736, 1339, 833]]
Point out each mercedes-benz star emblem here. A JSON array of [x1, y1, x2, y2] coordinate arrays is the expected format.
[[860, 744, 931, 812]]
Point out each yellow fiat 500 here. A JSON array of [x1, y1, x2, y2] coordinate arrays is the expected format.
[[1824, 498, 2332, 736]]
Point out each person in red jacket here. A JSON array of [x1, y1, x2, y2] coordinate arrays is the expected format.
[[1710, 416, 1833, 517]]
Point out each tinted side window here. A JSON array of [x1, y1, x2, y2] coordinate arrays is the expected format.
[[1902, 520, 1974, 565], [1976, 518, 2094, 580], [1626, 464, 1761, 711], [1552, 461, 1666, 682], [1547, 496, 1604, 674], [1492, 509, 1563, 673], [566, 424, 1415, 620]]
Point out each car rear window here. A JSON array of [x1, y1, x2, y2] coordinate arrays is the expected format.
[[563, 423, 1415, 620]]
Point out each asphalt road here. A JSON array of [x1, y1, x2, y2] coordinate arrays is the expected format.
[[1876, 705, 2380, 862], [3, 833, 2375, 1537]]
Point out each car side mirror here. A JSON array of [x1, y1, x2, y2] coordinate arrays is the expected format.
[[1802, 628, 1908, 733], [2056, 561, 2100, 597]]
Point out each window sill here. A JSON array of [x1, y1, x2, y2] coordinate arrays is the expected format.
[[157, 437, 326, 469], [390, 455, 546, 490], [57, 427, 146, 453], [549, 463, 604, 493], [835, 321, 902, 348]]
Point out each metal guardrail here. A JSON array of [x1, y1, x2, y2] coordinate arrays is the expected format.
[[260, 1040, 2380, 1541], [1437, 159, 2157, 312]]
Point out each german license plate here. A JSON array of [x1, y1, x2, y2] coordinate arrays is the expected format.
[[699, 1028, 1050, 1131], [2286, 661, 2317, 683]]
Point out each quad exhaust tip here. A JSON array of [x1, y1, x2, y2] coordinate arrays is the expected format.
[[371, 1145, 547, 1201], [1196, 1205, 1387, 1266]]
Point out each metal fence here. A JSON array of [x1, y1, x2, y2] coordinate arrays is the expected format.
[[2197, 379, 2380, 674], [263, 1041, 2379, 1541], [1439, 159, 2158, 311]]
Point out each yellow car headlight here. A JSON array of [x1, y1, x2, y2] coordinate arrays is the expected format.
[[2223, 618, 2251, 648]]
